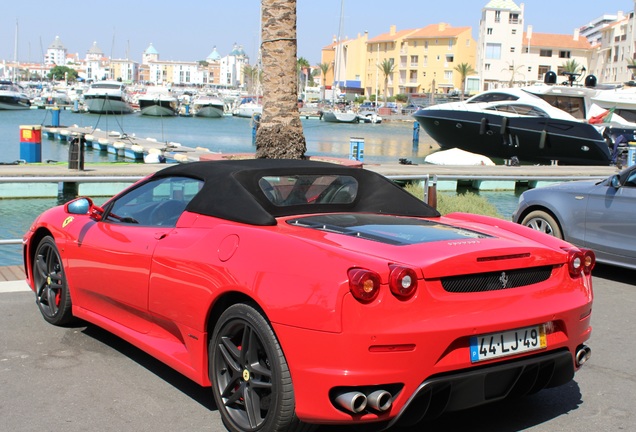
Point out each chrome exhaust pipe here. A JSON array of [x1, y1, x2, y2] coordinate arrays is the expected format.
[[335, 391, 367, 414], [575, 344, 591, 366], [366, 390, 392, 412]]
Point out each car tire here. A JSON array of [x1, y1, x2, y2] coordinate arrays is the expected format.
[[521, 210, 563, 239], [33, 236, 74, 326], [210, 303, 313, 432]]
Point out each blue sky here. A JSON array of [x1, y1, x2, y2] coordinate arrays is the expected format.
[[1, 1, 632, 66]]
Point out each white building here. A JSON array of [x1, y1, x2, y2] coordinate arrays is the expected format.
[[45, 36, 67, 66], [593, 10, 636, 84], [521, 30, 593, 85], [219, 44, 249, 88], [477, 0, 594, 90], [579, 13, 621, 46], [82, 41, 109, 81], [477, 0, 525, 90]]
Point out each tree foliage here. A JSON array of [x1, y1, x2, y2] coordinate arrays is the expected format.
[[453, 63, 475, 101], [561, 59, 582, 74], [377, 59, 395, 104], [47, 66, 78, 82], [318, 62, 331, 100]]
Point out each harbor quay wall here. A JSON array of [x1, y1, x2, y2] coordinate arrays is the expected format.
[[0, 161, 619, 199]]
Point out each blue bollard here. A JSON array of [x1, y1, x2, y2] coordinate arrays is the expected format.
[[51, 107, 60, 127], [412, 121, 420, 151], [252, 114, 261, 146]]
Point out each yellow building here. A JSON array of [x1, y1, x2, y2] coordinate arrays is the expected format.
[[320, 32, 368, 99], [322, 23, 476, 100], [399, 24, 476, 96]]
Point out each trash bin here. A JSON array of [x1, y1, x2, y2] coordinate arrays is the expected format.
[[68, 134, 85, 170], [19, 125, 42, 163]]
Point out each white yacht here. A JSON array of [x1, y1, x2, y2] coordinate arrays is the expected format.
[[193, 95, 225, 118], [0, 80, 31, 110], [233, 96, 262, 118], [83, 80, 133, 114], [591, 85, 636, 123], [138, 87, 178, 116], [320, 109, 359, 123]]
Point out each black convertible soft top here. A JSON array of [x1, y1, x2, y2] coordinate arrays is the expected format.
[[151, 159, 440, 225]]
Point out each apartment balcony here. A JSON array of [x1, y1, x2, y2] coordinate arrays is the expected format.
[[399, 79, 420, 87]]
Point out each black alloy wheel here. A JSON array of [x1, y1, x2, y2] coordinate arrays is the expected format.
[[210, 303, 311, 432], [33, 236, 73, 326]]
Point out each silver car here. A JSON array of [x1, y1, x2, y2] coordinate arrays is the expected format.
[[513, 164, 636, 270]]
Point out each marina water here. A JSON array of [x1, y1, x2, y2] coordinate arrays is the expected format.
[[0, 109, 436, 164], [0, 109, 520, 266]]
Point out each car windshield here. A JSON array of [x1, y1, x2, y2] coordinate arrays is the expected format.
[[259, 174, 358, 206]]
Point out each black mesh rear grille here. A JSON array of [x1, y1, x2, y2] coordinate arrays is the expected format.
[[441, 266, 553, 293], [392, 350, 574, 427]]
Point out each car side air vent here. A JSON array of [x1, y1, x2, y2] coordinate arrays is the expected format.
[[441, 266, 553, 293]]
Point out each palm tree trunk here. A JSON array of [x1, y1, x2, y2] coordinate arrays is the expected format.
[[256, 0, 306, 159]]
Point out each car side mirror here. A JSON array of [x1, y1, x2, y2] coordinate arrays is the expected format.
[[65, 197, 104, 221], [609, 175, 622, 189]]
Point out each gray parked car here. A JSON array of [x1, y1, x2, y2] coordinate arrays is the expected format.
[[513, 163, 636, 270]]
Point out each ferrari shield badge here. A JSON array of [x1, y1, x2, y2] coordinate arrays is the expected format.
[[62, 216, 74, 228]]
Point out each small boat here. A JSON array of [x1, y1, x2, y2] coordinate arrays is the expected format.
[[39, 88, 72, 107], [233, 96, 262, 118], [320, 109, 359, 123], [193, 95, 225, 118], [0, 80, 31, 110], [425, 148, 495, 165], [138, 87, 178, 116], [358, 111, 382, 124], [83, 80, 133, 114]]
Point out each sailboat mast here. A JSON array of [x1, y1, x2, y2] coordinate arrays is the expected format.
[[14, 19, 18, 82], [333, 0, 345, 103]]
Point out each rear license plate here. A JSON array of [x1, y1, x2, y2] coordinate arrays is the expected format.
[[470, 325, 546, 363]]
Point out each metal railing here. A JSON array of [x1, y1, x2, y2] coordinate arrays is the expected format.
[[1, 173, 606, 247]]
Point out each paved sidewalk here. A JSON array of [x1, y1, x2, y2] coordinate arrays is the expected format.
[[0, 280, 29, 293], [0, 265, 25, 282], [0, 266, 29, 293]]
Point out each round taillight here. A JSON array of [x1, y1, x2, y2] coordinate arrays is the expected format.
[[567, 249, 584, 277], [567, 248, 595, 277], [389, 265, 418, 299], [348, 268, 381, 303], [583, 249, 596, 275]]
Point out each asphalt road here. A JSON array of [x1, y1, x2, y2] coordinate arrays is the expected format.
[[1, 264, 634, 432]]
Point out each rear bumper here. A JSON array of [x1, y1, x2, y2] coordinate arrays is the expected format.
[[273, 284, 592, 426], [388, 349, 574, 428]]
